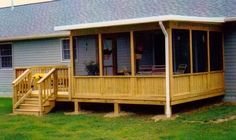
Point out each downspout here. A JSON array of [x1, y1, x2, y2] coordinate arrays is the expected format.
[[159, 21, 171, 118]]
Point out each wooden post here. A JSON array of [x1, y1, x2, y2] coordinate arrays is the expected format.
[[98, 33, 104, 95], [68, 67, 72, 100], [53, 70, 58, 98], [130, 31, 135, 76], [130, 31, 136, 96], [98, 33, 103, 76], [189, 30, 193, 92], [38, 84, 43, 116], [114, 103, 121, 115], [69, 33, 74, 100], [74, 99, 81, 113], [207, 31, 210, 89]]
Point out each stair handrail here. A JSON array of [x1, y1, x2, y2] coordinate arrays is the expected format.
[[12, 69, 32, 109], [37, 68, 58, 115], [12, 69, 31, 86]]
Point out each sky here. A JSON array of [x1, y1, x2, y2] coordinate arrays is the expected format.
[[0, 0, 52, 8]]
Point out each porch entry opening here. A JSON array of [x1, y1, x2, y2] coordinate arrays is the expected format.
[[134, 30, 165, 75], [73, 35, 99, 76], [102, 33, 131, 76]]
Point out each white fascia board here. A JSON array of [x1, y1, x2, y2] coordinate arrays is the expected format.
[[225, 17, 236, 22], [54, 15, 225, 31]]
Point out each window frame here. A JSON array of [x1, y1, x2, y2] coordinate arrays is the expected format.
[[0, 43, 13, 70], [61, 38, 70, 62]]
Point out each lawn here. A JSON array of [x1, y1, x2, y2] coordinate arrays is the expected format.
[[0, 98, 236, 140]]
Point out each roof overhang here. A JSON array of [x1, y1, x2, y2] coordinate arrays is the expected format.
[[225, 17, 236, 22], [0, 31, 70, 42], [54, 15, 226, 31]]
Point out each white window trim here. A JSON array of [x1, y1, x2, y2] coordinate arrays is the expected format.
[[60, 38, 70, 62], [0, 42, 13, 70]]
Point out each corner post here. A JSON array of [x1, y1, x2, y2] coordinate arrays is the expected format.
[[159, 21, 172, 118], [69, 32, 74, 101]]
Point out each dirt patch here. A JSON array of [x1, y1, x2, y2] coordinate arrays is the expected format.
[[183, 115, 236, 124], [211, 115, 236, 124], [64, 110, 92, 115], [151, 115, 178, 122], [104, 112, 134, 118]]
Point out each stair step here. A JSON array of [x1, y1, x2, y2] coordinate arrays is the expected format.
[[20, 104, 39, 107], [25, 98, 39, 101], [15, 108, 40, 112], [13, 111, 40, 116]]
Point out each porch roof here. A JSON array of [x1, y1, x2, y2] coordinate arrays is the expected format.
[[54, 15, 226, 31]]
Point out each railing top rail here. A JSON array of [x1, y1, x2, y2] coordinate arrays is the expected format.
[[37, 68, 56, 84], [15, 65, 68, 70], [12, 69, 31, 86]]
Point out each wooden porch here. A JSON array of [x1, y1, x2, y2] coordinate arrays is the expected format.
[[12, 22, 225, 116]]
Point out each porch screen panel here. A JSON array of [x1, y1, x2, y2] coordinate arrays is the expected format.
[[210, 32, 223, 71], [134, 30, 165, 75], [192, 30, 208, 73], [172, 29, 190, 74], [73, 35, 99, 76], [116, 34, 131, 75]]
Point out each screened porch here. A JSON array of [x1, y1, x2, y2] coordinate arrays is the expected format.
[[69, 22, 224, 107]]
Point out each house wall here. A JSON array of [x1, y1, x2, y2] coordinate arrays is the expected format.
[[0, 38, 69, 97], [224, 23, 236, 101]]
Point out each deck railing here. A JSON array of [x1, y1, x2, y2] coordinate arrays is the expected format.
[[37, 68, 58, 115], [12, 69, 32, 109]]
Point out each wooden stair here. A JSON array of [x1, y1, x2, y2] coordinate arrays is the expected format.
[[13, 91, 56, 116]]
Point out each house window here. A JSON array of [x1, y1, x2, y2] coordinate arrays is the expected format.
[[62, 39, 70, 61], [0, 44, 12, 69], [172, 29, 190, 74], [192, 30, 208, 73], [210, 32, 223, 71]]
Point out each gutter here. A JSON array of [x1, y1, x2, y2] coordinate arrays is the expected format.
[[159, 21, 171, 118]]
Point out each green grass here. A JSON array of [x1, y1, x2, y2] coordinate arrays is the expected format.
[[0, 98, 236, 140]]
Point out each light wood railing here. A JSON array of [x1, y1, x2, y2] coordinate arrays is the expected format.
[[37, 68, 58, 115], [13, 66, 69, 113], [12, 69, 32, 109]]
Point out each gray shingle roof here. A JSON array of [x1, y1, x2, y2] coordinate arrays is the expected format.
[[0, 0, 235, 40]]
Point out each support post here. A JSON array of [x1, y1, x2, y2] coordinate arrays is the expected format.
[[159, 21, 172, 118], [38, 84, 43, 116], [130, 31, 135, 76], [114, 103, 121, 115], [69, 33, 74, 101], [74, 99, 81, 113], [98, 33, 103, 76]]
